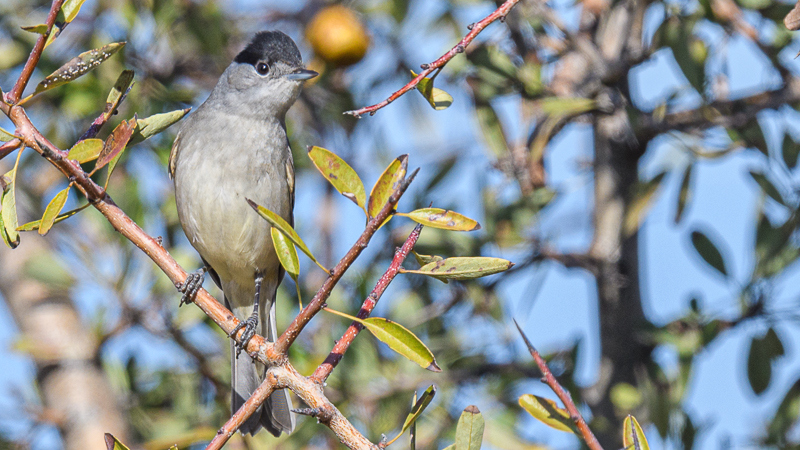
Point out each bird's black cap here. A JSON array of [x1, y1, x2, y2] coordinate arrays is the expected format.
[[234, 31, 303, 67]]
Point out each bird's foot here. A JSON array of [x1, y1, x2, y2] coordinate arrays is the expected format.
[[229, 312, 259, 358], [176, 267, 207, 306]]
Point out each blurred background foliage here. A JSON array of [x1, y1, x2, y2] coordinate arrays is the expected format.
[[3, 0, 800, 449]]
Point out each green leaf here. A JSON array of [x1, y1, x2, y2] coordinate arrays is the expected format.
[[94, 117, 136, 173], [247, 199, 328, 273], [102, 70, 135, 121], [782, 134, 800, 170], [324, 308, 441, 372], [104, 433, 131, 450], [21, 24, 48, 34], [749, 171, 786, 206], [31, 42, 126, 97], [624, 172, 666, 236], [690, 230, 728, 277], [539, 97, 596, 116], [67, 139, 103, 163], [1, 169, 20, 248], [401, 256, 513, 281], [271, 227, 299, 280], [38, 187, 70, 236], [454, 405, 484, 450], [412, 71, 453, 110], [622, 415, 650, 450], [475, 103, 508, 157], [59, 0, 89, 24], [368, 155, 408, 221], [413, 251, 443, 266], [129, 108, 190, 146], [0, 127, 17, 142], [748, 328, 785, 395], [17, 203, 88, 232], [674, 164, 693, 224], [518, 394, 575, 433], [387, 385, 437, 445], [397, 208, 481, 231], [307, 146, 367, 211]]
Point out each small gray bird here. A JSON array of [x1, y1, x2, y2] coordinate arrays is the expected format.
[[169, 31, 317, 436]]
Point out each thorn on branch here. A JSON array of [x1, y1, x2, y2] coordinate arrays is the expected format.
[[467, 22, 475, 30], [455, 44, 465, 53], [420, 63, 430, 70]]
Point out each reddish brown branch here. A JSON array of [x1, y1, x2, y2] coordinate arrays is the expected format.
[[208, 376, 277, 448], [7, 0, 64, 104], [514, 320, 603, 450], [274, 169, 418, 354], [312, 223, 423, 382], [344, 0, 522, 117], [0, 139, 22, 161]]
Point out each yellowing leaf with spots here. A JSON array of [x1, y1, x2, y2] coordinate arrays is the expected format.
[[397, 208, 480, 231], [401, 257, 513, 281], [368, 154, 407, 221], [307, 146, 366, 212], [519, 394, 575, 433]]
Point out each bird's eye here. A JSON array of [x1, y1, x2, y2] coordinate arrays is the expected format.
[[256, 62, 270, 75]]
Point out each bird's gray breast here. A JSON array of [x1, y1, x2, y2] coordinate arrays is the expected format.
[[173, 109, 292, 288]]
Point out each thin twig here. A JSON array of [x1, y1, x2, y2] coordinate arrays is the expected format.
[[344, 0, 522, 117], [0, 139, 22, 161], [312, 223, 423, 382], [274, 168, 419, 354], [7, 0, 64, 104], [514, 320, 603, 450]]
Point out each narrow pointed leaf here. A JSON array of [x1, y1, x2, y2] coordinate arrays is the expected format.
[[519, 394, 575, 432], [622, 415, 650, 450], [324, 308, 441, 372], [674, 164, 693, 224], [32, 42, 126, 96], [103, 70, 135, 121], [539, 97, 596, 116], [397, 208, 481, 231], [60, 0, 89, 24], [413, 251, 443, 266], [247, 199, 328, 272], [94, 117, 136, 173], [412, 71, 453, 110], [400, 256, 513, 281], [1, 170, 20, 248], [0, 127, 17, 142], [271, 227, 299, 279], [749, 171, 786, 206], [67, 139, 103, 163], [21, 24, 48, 34], [387, 385, 437, 446], [38, 187, 70, 236], [104, 433, 132, 450], [129, 108, 191, 146], [454, 405, 484, 450], [368, 155, 408, 220], [624, 172, 666, 236], [690, 230, 728, 277], [307, 146, 366, 211], [17, 203, 89, 232]]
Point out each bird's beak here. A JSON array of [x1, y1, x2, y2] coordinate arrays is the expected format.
[[285, 68, 319, 81]]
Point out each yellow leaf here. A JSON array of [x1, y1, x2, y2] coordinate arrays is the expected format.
[[67, 139, 103, 163], [622, 415, 650, 450], [518, 394, 575, 433], [307, 146, 367, 212], [38, 187, 70, 236], [368, 155, 407, 221], [397, 208, 480, 231], [271, 227, 299, 279]]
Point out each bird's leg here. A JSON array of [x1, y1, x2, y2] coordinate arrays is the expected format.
[[229, 273, 263, 358], [176, 266, 207, 306]]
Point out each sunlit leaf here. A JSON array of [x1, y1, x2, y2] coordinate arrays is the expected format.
[[307, 146, 367, 211], [413, 251, 443, 266], [59, 0, 89, 24], [518, 394, 575, 432], [387, 385, 437, 445], [623, 172, 666, 236], [368, 155, 407, 221], [21, 24, 48, 34], [690, 230, 728, 277], [324, 308, 441, 372], [749, 170, 786, 206], [271, 227, 299, 279], [401, 256, 513, 281], [622, 415, 650, 450], [31, 42, 126, 98], [67, 139, 103, 163], [1, 169, 19, 248], [104, 433, 131, 450], [17, 203, 88, 232], [412, 71, 453, 110], [397, 208, 481, 231], [0, 127, 17, 142], [455, 405, 484, 450], [247, 199, 328, 273], [129, 108, 190, 146], [674, 164, 693, 224], [38, 187, 69, 236], [94, 117, 136, 175]]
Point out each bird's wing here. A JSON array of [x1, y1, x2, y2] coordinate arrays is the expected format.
[[168, 130, 181, 179]]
